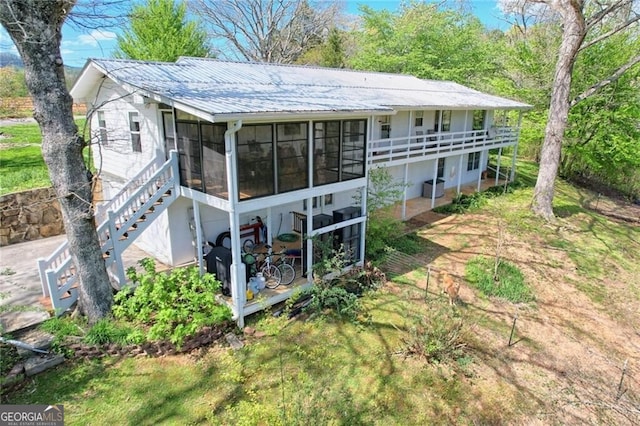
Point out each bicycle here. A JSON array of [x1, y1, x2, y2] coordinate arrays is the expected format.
[[275, 246, 300, 286], [253, 245, 282, 289]]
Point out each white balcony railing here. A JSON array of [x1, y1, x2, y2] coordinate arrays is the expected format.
[[368, 126, 518, 165]]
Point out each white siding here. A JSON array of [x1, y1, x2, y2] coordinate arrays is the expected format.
[[88, 80, 165, 182]]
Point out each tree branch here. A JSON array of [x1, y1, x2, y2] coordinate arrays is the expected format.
[[580, 14, 640, 52], [571, 54, 640, 106]]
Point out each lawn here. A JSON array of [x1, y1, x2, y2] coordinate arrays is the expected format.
[[0, 119, 87, 195], [3, 162, 640, 425]]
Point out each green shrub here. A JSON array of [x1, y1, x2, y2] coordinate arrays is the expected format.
[[84, 319, 145, 346], [402, 305, 468, 364], [113, 258, 232, 346], [465, 256, 534, 303], [433, 192, 487, 214], [305, 249, 386, 321]]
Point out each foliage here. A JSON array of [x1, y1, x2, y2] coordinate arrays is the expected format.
[[0, 66, 28, 98], [351, 2, 500, 87], [356, 167, 409, 259], [402, 305, 467, 364], [465, 256, 534, 303], [84, 319, 146, 346], [115, 0, 210, 62], [113, 258, 231, 346], [434, 192, 487, 214], [561, 30, 640, 199], [306, 246, 385, 321]]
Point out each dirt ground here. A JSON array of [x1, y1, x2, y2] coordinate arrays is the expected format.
[[401, 196, 640, 424]]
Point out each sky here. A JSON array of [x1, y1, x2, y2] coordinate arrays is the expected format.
[[0, 0, 507, 69]]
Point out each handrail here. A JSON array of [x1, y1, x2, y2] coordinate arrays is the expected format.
[[95, 156, 165, 224], [368, 126, 518, 164], [38, 151, 179, 312]]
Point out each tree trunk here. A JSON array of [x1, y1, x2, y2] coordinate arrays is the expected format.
[[1, 0, 113, 323], [531, 0, 587, 221]]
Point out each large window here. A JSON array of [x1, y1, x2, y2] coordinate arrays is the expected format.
[[434, 110, 451, 132], [313, 121, 341, 185], [342, 120, 366, 180], [129, 112, 141, 152], [176, 121, 201, 190], [313, 119, 366, 186], [472, 110, 486, 131], [276, 122, 308, 193], [201, 123, 228, 197], [236, 124, 274, 199], [467, 151, 481, 171]]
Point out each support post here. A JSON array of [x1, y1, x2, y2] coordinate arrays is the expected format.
[[401, 163, 408, 220], [192, 200, 204, 275], [430, 159, 439, 209], [510, 111, 523, 182], [495, 147, 503, 186], [457, 154, 463, 194]]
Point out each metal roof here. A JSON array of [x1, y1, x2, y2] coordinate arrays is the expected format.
[[71, 57, 531, 118]]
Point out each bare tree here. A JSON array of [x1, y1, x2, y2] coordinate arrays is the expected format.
[[0, 0, 113, 323], [505, 0, 640, 221], [193, 0, 343, 63]]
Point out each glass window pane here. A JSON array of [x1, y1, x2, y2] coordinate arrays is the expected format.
[[201, 123, 228, 199], [341, 119, 366, 181], [236, 124, 274, 199], [277, 122, 308, 193], [176, 122, 202, 190], [313, 121, 340, 186]]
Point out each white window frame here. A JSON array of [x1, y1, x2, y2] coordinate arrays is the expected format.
[[129, 111, 141, 152]]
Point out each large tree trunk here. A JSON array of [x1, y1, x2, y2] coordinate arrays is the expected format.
[[1, 0, 113, 322], [531, 0, 587, 220]]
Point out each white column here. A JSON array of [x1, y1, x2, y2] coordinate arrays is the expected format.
[[495, 147, 503, 186], [359, 185, 367, 266], [510, 111, 523, 182], [193, 199, 204, 275], [224, 120, 246, 327], [401, 163, 408, 220], [305, 196, 313, 282], [457, 154, 463, 194], [430, 160, 439, 209], [477, 151, 485, 192]]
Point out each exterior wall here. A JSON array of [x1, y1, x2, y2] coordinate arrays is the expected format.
[[88, 80, 165, 182], [0, 188, 64, 246]]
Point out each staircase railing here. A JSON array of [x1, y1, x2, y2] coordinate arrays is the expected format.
[[37, 151, 180, 315]]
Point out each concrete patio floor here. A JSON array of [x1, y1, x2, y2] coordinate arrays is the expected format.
[[0, 235, 157, 334]]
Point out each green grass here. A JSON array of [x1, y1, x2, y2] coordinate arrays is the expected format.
[[0, 119, 88, 195], [465, 256, 534, 303]]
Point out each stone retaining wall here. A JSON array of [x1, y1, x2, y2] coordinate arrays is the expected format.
[[0, 188, 64, 246]]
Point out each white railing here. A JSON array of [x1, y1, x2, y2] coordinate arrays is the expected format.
[[368, 127, 518, 165], [95, 156, 165, 224], [37, 151, 180, 314]]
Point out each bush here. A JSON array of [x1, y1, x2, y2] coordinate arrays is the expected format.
[[113, 258, 232, 346], [305, 251, 386, 321], [465, 256, 534, 303], [84, 319, 145, 346], [402, 305, 467, 363]]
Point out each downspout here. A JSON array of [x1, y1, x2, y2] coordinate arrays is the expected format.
[[224, 120, 245, 327]]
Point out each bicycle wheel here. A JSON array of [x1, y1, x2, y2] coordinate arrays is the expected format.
[[261, 264, 281, 289], [278, 262, 296, 286], [242, 238, 255, 253]]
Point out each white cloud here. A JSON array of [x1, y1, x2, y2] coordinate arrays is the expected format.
[[77, 30, 117, 47]]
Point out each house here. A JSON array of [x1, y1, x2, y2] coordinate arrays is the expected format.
[[38, 57, 530, 326]]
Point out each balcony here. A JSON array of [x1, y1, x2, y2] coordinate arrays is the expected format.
[[368, 126, 519, 166]]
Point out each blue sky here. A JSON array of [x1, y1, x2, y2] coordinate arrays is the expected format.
[[1, 0, 506, 68]]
